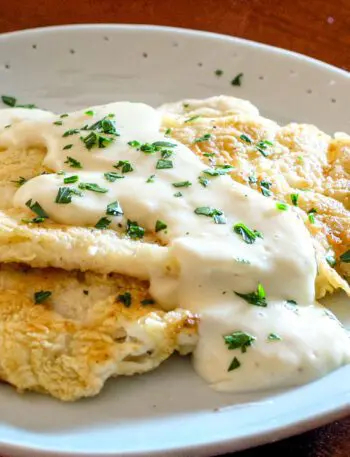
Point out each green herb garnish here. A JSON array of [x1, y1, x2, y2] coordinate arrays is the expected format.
[[106, 201, 123, 216], [203, 164, 234, 176], [174, 191, 183, 197], [12, 176, 27, 187], [172, 181, 192, 188], [184, 115, 201, 123], [240, 134, 252, 144], [62, 128, 80, 137], [215, 69, 223, 76], [231, 73, 243, 86], [146, 174, 155, 183], [198, 176, 210, 187], [60, 114, 69, 118], [126, 220, 145, 239], [194, 206, 226, 224], [308, 208, 317, 223], [161, 149, 173, 159], [267, 333, 282, 341], [234, 283, 267, 307], [325, 251, 336, 267], [194, 133, 211, 143], [85, 110, 94, 116], [34, 290, 52, 304], [95, 217, 112, 229], [276, 202, 288, 211], [156, 159, 173, 169], [114, 160, 134, 173], [141, 299, 155, 306], [233, 222, 262, 244], [117, 292, 132, 308], [260, 180, 272, 197], [228, 357, 241, 372], [55, 187, 82, 204], [81, 131, 114, 150], [1, 95, 37, 109], [164, 128, 172, 136], [25, 199, 49, 219], [63, 175, 79, 184], [53, 121, 63, 126], [104, 171, 125, 182], [63, 144, 73, 150], [224, 331, 256, 353], [290, 193, 299, 206], [78, 182, 108, 193], [152, 141, 177, 148], [340, 250, 350, 263], [128, 140, 141, 148], [155, 220, 167, 232], [64, 156, 82, 168], [203, 152, 216, 157], [286, 299, 297, 305]]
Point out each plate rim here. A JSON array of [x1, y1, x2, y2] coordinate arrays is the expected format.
[[0, 23, 349, 457]]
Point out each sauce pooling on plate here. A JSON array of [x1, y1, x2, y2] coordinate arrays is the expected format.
[[2, 102, 350, 392]]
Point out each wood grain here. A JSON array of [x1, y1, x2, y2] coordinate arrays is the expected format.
[[0, 1, 349, 456]]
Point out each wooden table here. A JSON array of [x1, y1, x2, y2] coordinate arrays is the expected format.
[[0, 1, 349, 456]]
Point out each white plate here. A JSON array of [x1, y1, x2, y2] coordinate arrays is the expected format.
[[0, 24, 349, 457]]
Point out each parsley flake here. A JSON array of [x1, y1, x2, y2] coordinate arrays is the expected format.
[[194, 206, 226, 224], [106, 201, 123, 216], [198, 176, 210, 187], [308, 208, 317, 224], [141, 298, 155, 306], [146, 174, 155, 183], [155, 220, 167, 232], [114, 160, 134, 173], [260, 180, 272, 197], [63, 175, 79, 184], [55, 187, 82, 204], [34, 290, 52, 304], [64, 156, 82, 168], [53, 121, 63, 126], [340, 250, 350, 263], [184, 115, 201, 123], [234, 283, 267, 307], [78, 182, 108, 193], [62, 128, 79, 137], [172, 181, 192, 188], [203, 164, 234, 176], [156, 159, 173, 169], [233, 222, 262, 244], [224, 331, 256, 353], [276, 202, 288, 211], [117, 292, 132, 308], [231, 73, 243, 86], [174, 191, 183, 197], [12, 176, 27, 187], [126, 220, 145, 239], [104, 171, 124, 182], [268, 333, 282, 341], [290, 193, 299, 206], [194, 133, 211, 143], [240, 134, 252, 144], [215, 69, 223, 76], [95, 217, 112, 229], [25, 199, 49, 219], [228, 357, 241, 371], [63, 144, 73, 150]]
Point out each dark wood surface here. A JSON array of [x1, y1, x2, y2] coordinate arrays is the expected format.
[[0, 1, 349, 456]]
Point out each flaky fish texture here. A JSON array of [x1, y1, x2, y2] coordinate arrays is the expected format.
[[159, 96, 350, 298], [0, 264, 198, 401]]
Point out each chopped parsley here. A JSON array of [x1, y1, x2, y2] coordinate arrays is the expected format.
[[174, 191, 183, 197], [290, 193, 299, 206], [128, 140, 141, 148], [184, 115, 201, 123], [78, 182, 108, 193], [85, 110, 94, 116], [1, 95, 37, 109], [126, 219, 145, 239], [231, 73, 243, 86], [34, 290, 52, 304], [62, 128, 80, 137], [63, 144, 73, 150], [233, 222, 262, 244], [340, 250, 350, 263], [248, 174, 257, 184], [95, 217, 111, 229], [240, 134, 252, 144], [256, 140, 273, 157], [215, 69, 223, 76], [224, 331, 256, 353], [106, 201, 123, 216], [86, 117, 120, 136], [276, 202, 288, 211], [60, 113, 69, 118], [203, 152, 216, 157], [146, 174, 155, 183], [286, 299, 297, 305], [203, 164, 234, 176], [308, 208, 317, 224], [260, 180, 272, 197], [64, 156, 82, 168], [198, 176, 210, 187], [12, 176, 27, 187], [63, 175, 79, 184], [155, 220, 167, 232], [267, 333, 282, 341], [194, 206, 226, 224], [164, 128, 172, 136], [104, 171, 124, 182], [25, 199, 49, 219], [194, 133, 211, 143], [152, 141, 177, 148], [228, 357, 241, 371], [53, 121, 63, 126], [117, 292, 132, 308], [81, 131, 114, 150], [114, 160, 134, 173], [234, 283, 267, 307], [172, 181, 192, 188], [325, 251, 336, 267], [141, 298, 155, 306], [161, 149, 173, 159], [55, 187, 81, 204], [156, 159, 173, 169]]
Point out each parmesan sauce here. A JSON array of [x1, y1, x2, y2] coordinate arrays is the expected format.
[[2, 102, 350, 392]]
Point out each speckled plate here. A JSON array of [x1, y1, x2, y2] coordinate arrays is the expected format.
[[0, 24, 349, 457]]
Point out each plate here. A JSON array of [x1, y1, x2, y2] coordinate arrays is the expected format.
[[0, 24, 349, 457]]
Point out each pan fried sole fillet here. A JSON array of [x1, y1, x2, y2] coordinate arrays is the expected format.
[[0, 264, 197, 401], [0, 100, 348, 298], [159, 96, 350, 298]]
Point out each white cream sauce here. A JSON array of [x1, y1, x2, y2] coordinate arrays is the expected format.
[[1, 102, 350, 392]]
